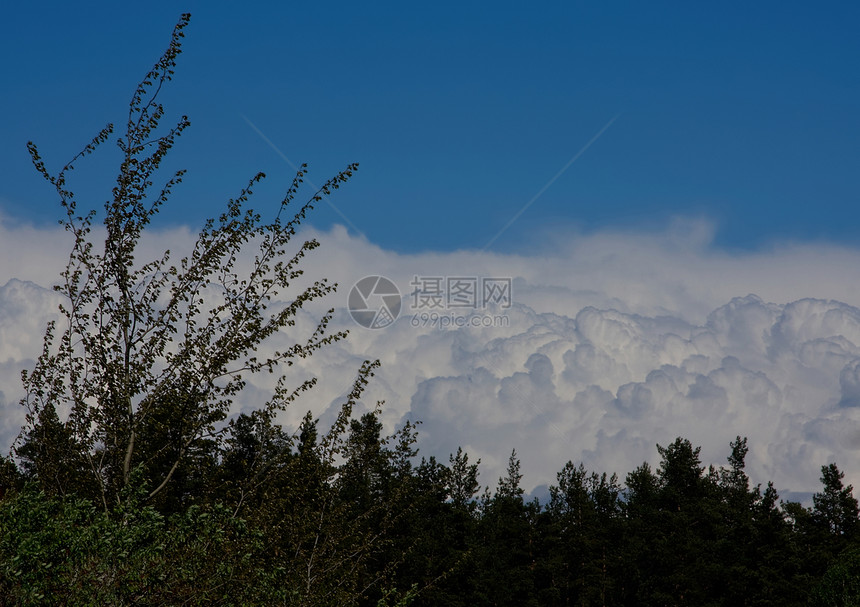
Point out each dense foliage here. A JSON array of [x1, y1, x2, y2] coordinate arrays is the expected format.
[[2, 13, 859, 606], [3, 431, 860, 605]]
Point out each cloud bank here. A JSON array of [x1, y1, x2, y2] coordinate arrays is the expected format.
[[3, 214, 860, 499]]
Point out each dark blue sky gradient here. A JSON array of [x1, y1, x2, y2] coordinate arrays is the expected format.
[[2, 2, 858, 252]]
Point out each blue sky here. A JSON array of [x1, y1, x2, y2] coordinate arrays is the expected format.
[[2, 2, 858, 253]]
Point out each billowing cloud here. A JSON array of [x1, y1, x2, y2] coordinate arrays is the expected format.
[[3, 215, 860, 499]]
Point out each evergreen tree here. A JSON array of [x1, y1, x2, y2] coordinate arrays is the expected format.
[[620, 461, 660, 603], [814, 463, 860, 541], [397, 448, 481, 607], [448, 446, 480, 512], [473, 450, 538, 606], [15, 402, 93, 497], [620, 438, 725, 605], [715, 437, 758, 604], [544, 462, 622, 605]]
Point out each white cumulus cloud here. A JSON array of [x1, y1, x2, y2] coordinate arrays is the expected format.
[[2, 215, 860, 500]]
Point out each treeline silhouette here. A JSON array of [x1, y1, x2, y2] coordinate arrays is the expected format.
[[2, 410, 858, 606]]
